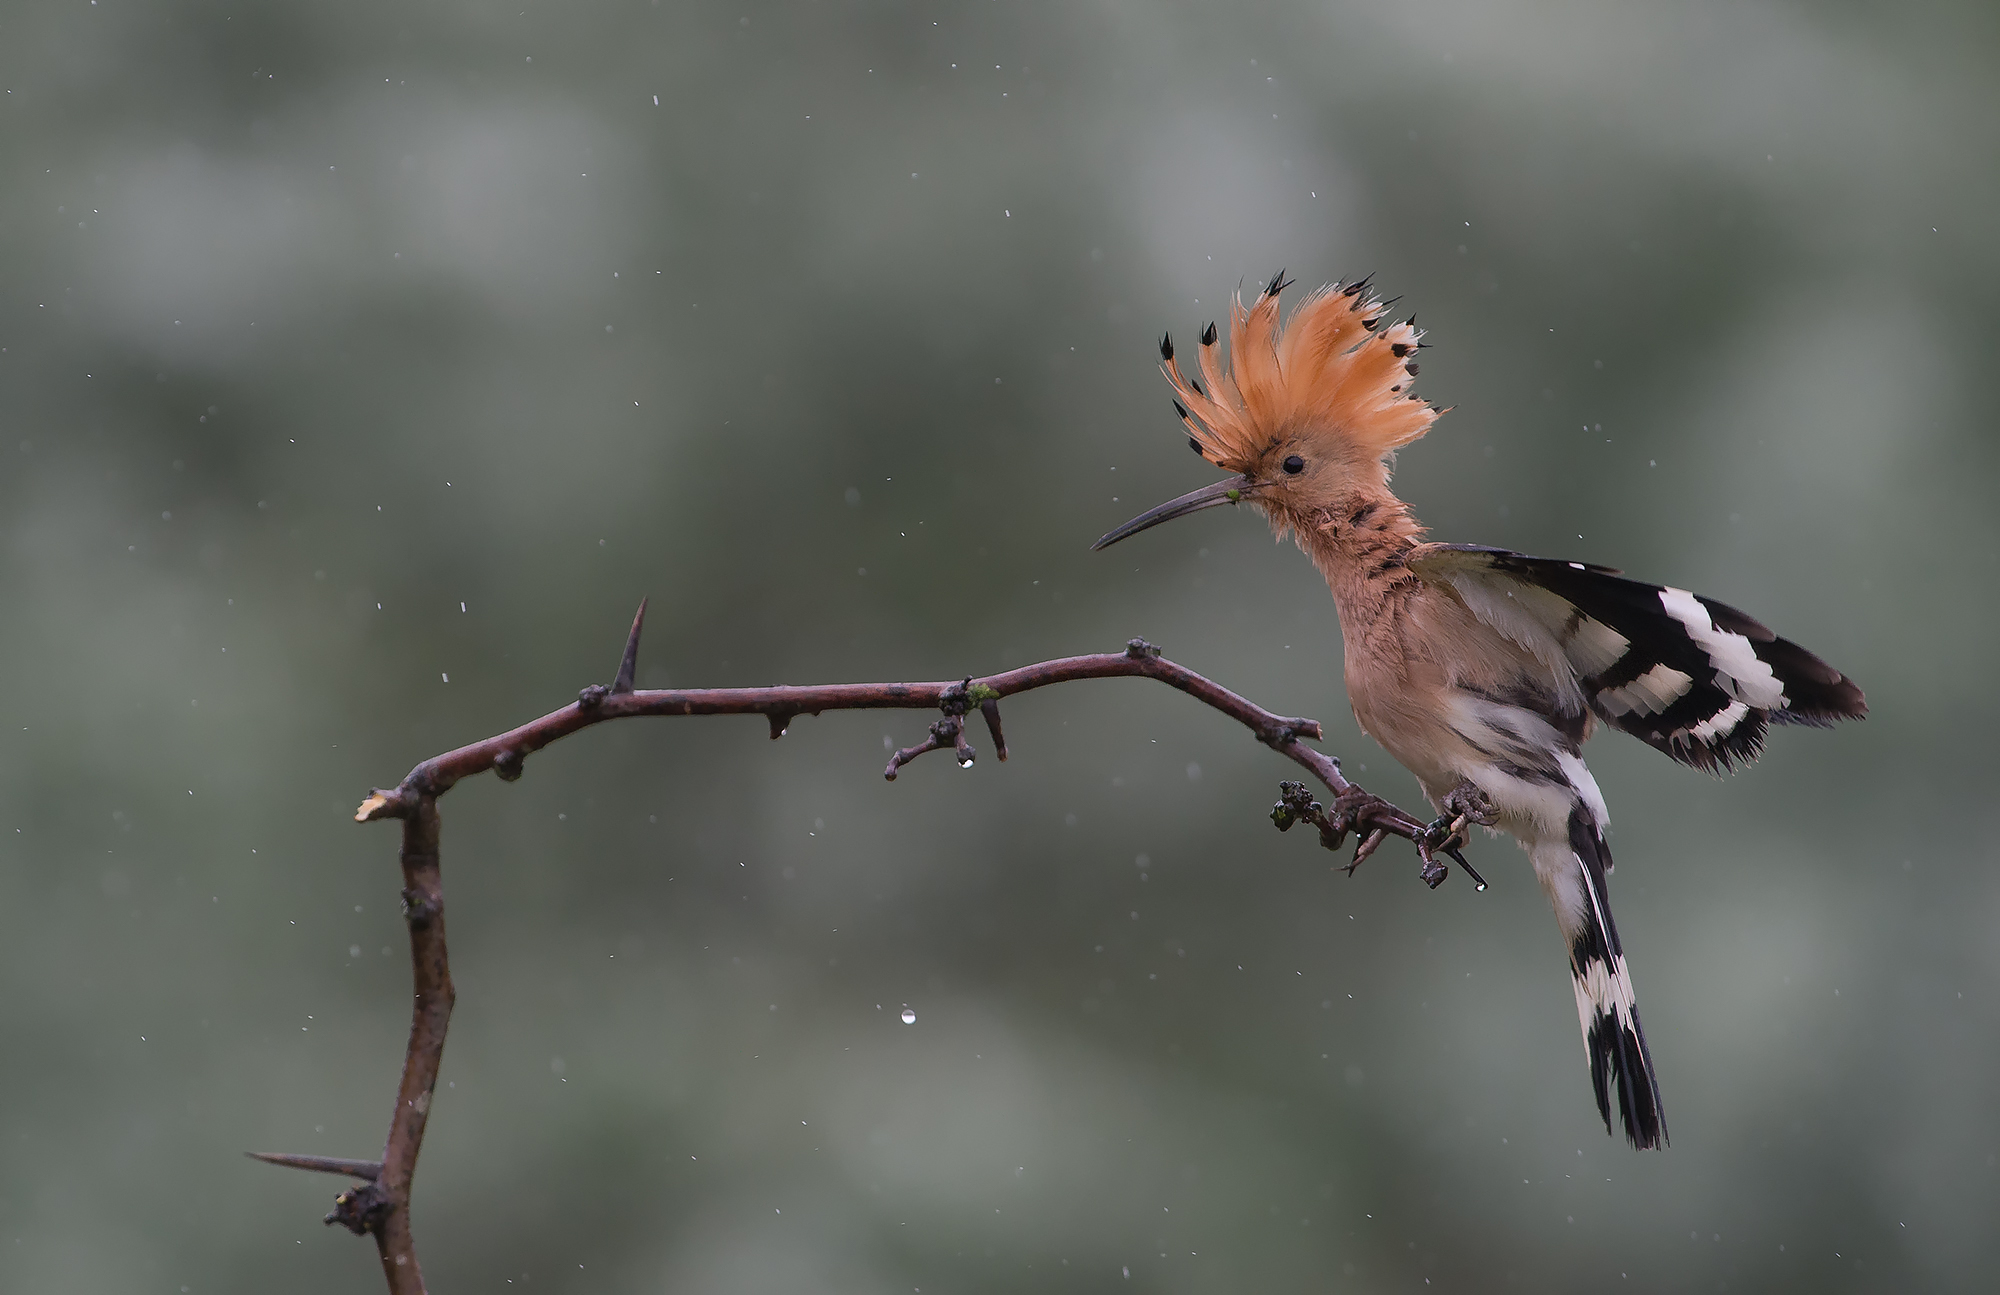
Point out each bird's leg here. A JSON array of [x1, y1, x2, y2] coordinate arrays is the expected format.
[[1416, 779, 1499, 888]]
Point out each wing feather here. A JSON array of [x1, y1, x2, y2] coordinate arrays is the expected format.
[[1409, 544, 1865, 772]]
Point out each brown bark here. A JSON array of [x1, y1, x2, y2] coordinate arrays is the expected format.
[[253, 607, 1459, 1293]]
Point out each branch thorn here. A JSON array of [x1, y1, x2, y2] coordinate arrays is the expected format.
[[611, 597, 648, 695], [1348, 827, 1387, 874], [979, 699, 1007, 761], [1443, 844, 1489, 892], [247, 1151, 384, 1180]]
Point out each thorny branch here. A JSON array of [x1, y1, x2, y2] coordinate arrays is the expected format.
[[252, 599, 1470, 1293]]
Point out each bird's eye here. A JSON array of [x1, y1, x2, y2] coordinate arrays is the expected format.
[[1282, 454, 1305, 475]]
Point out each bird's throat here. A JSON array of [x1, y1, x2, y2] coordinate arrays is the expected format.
[[1293, 488, 1425, 618]]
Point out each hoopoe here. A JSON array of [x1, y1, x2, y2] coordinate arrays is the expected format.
[[1094, 274, 1865, 1149]]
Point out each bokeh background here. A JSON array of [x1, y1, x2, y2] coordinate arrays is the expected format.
[[3, 0, 1995, 1290]]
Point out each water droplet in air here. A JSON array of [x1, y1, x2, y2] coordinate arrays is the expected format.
[[900, 1007, 916, 1024]]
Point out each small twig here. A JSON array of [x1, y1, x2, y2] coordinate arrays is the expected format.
[[280, 605, 1449, 1294], [884, 715, 965, 780]]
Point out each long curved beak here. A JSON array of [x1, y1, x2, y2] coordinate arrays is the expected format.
[[1091, 476, 1258, 551]]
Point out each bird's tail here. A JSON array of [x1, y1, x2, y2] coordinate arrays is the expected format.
[[1529, 810, 1668, 1149]]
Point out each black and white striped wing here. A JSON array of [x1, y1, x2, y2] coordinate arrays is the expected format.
[[1408, 544, 1867, 772]]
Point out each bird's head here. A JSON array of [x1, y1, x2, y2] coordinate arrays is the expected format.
[[1093, 273, 1441, 551]]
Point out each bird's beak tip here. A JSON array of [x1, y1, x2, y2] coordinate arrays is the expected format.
[[1090, 476, 1255, 552]]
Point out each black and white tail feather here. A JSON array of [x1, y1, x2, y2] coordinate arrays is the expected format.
[[1515, 786, 1667, 1149], [1409, 543, 1864, 1148], [1564, 808, 1665, 1148]]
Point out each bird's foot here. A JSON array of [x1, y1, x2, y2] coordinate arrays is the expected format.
[[1443, 780, 1500, 831], [1270, 780, 1481, 888], [1420, 780, 1497, 852], [1416, 781, 1496, 890]]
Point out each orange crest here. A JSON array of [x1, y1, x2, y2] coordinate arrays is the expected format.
[[1162, 275, 1439, 476]]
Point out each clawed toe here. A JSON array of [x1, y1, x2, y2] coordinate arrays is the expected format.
[[1414, 780, 1495, 891], [1442, 780, 1499, 829]]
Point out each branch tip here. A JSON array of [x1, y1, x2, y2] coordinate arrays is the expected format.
[[355, 790, 399, 822], [611, 597, 649, 694]]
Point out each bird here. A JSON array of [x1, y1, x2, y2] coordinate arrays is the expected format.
[[1093, 273, 1865, 1149]]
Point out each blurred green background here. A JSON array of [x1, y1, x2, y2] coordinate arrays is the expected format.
[[2, 0, 1994, 1290]]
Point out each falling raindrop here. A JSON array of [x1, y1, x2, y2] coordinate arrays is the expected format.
[[900, 1007, 916, 1024]]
